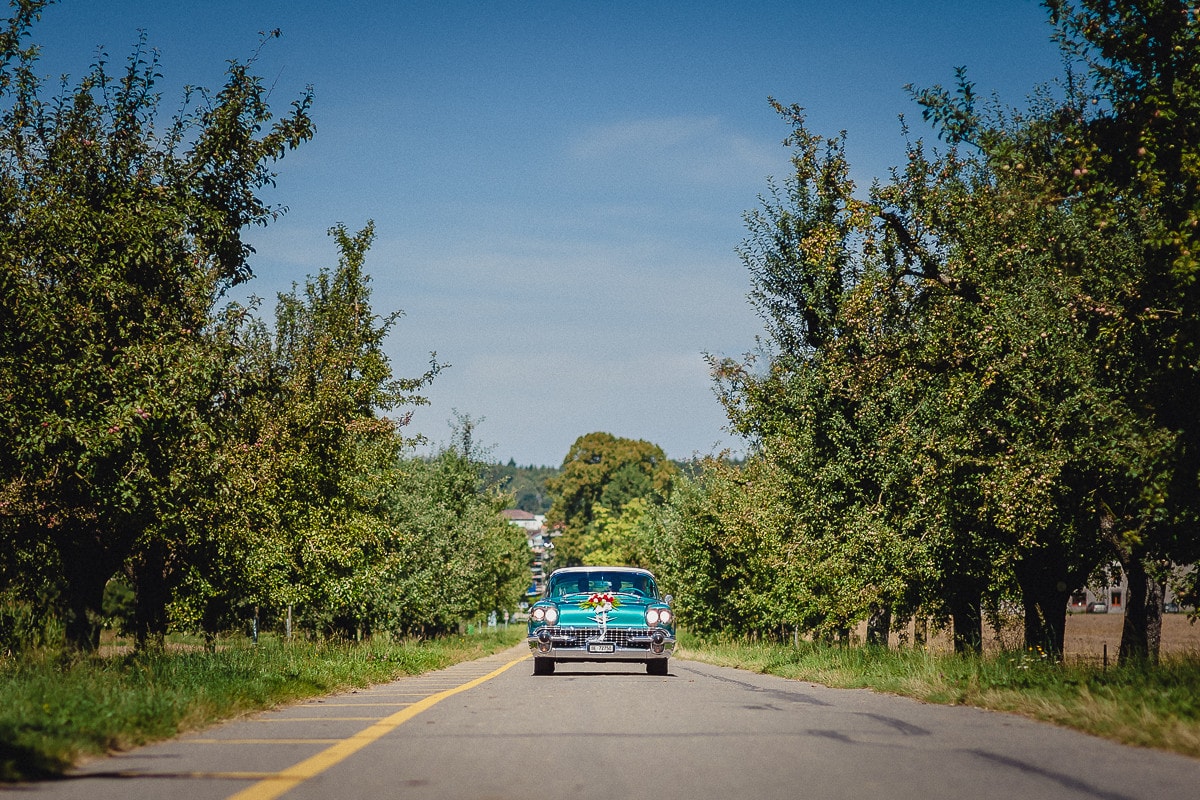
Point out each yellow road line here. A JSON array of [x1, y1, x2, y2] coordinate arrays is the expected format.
[[252, 717, 383, 722], [296, 702, 415, 707], [225, 655, 529, 800], [103, 771, 281, 780], [382, 682, 471, 687], [388, 681, 492, 686], [187, 739, 342, 745]]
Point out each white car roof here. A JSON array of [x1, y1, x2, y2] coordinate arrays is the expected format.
[[548, 566, 656, 577]]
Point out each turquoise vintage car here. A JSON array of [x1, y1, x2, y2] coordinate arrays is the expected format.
[[527, 566, 676, 675]]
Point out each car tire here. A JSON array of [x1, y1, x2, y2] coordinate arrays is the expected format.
[[533, 657, 555, 675], [646, 659, 668, 676]]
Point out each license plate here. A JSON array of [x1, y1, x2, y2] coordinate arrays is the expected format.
[[587, 642, 616, 654]]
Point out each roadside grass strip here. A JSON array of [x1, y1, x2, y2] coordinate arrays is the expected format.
[[0, 628, 525, 781], [226, 654, 529, 800], [679, 634, 1200, 758]]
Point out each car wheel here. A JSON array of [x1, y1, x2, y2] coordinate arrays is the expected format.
[[646, 659, 668, 676], [533, 657, 555, 675]]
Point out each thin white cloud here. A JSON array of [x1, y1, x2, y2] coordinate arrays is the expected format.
[[566, 116, 779, 188], [406, 345, 744, 466], [570, 116, 714, 159]]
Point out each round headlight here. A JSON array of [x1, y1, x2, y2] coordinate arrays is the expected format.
[[544, 606, 559, 625], [658, 609, 672, 625], [645, 608, 661, 626], [532, 607, 546, 621]]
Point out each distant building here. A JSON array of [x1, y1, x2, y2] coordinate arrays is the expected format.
[[1068, 563, 1193, 613], [501, 508, 543, 533], [502, 509, 551, 598]]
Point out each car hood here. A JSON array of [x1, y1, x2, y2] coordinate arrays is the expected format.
[[549, 593, 665, 627]]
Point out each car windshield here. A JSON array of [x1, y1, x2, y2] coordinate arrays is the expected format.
[[547, 570, 657, 600]]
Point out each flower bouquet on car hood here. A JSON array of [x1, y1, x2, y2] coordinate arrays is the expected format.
[[579, 592, 619, 638], [578, 592, 620, 612]]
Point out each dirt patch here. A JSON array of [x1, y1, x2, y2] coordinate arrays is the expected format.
[[95, 630, 213, 658]]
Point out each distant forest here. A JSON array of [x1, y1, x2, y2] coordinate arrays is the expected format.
[[487, 457, 733, 515], [488, 461, 559, 514]]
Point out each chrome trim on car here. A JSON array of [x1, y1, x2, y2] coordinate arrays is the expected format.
[[546, 626, 655, 647], [526, 625, 675, 660]]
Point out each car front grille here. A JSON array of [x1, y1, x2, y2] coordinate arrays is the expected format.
[[544, 626, 654, 649]]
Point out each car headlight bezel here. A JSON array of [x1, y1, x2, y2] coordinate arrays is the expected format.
[[646, 607, 673, 627]]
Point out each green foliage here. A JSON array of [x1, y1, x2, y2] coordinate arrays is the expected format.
[[915, 0, 1200, 660], [372, 447, 531, 638], [168, 226, 527, 644], [0, 1, 314, 650], [0, 594, 61, 657], [1050, 0, 1200, 660], [545, 431, 676, 567], [487, 460, 559, 514], [574, 498, 656, 568], [650, 459, 791, 636], [672, 1, 1200, 661], [203, 221, 438, 639], [0, 628, 523, 781], [0, 5, 531, 653], [99, 579, 135, 635]]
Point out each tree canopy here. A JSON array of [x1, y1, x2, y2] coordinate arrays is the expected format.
[[0, 2, 528, 652], [0, 0, 314, 648], [545, 432, 676, 567], [651, 0, 1200, 661]]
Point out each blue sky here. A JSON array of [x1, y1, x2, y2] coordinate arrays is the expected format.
[[35, 1, 1064, 466]]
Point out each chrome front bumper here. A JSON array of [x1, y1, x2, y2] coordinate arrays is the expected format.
[[527, 626, 676, 661]]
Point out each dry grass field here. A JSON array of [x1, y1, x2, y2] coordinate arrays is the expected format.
[[1062, 612, 1200, 662], [868, 611, 1200, 663]]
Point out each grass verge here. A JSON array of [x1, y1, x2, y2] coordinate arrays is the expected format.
[[677, 633, 1200, 759], [0, 627, 524, 782]]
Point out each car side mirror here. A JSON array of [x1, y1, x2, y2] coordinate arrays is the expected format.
[[663, 594, 673, 606]]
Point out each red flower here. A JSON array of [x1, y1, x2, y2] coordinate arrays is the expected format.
[[579, 592, 621, 611]]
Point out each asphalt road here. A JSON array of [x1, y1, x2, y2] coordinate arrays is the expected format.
[[19, 645, 1200, 800]]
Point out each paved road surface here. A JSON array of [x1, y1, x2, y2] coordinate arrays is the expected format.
[[17, 645, 1200, 800]]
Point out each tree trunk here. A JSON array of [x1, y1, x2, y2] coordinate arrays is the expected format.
[[63, 580, 104, 651], [59, 528, 114, 652], [1118, 553, 1163, 665], [1119, 555, 1148, 664], [1020, 584, 1069, 658], [866, 605, 891, 647], [1147, 573, 1164, 658], [201, 594, 231, 645], [130, 540, 170, 652], [1013, 556, 1070, 658], [950, 594, 982, 655]]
